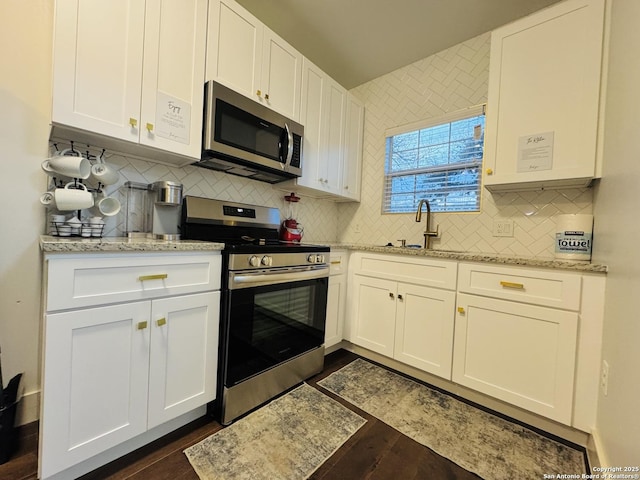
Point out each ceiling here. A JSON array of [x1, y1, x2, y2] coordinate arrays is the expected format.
[[235, 0, 563, 89]]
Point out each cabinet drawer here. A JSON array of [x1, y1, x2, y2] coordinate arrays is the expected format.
[[46, 252, 221, 311], [329, 250, 348, 276], [351, 252, 457, 290], [457, 263, 581, 310]]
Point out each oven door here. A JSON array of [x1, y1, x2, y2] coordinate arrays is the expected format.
[[223, 265, 329, 387]]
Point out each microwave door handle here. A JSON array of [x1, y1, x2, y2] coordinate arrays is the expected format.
[[282, 123, 293, 167]]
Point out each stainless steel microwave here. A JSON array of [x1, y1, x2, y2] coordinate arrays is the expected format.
[[195, 80, 303, 184]]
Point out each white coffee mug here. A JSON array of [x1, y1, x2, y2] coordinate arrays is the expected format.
[[90, 163, 120, 185], [47, 152, 91, 179], [40, 191, 56, 207], [95, 195, 121, 217], [54, 183, 94, 211], [48, 214, 66, 235]]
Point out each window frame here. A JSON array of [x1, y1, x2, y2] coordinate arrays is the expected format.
[[382, 105, 486, 215]]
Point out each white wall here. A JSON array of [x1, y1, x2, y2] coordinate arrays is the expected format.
[[591, 0, 640, 466], [0, 0, 53, 424], [340, 33, 594, 258]]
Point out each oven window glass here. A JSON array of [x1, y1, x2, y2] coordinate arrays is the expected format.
[[225, 278, 327, 386], [215, 99, 283, 162]]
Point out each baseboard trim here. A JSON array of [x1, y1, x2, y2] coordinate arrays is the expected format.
[[16, 390, 40, 426], [590, 429, 609, 468]]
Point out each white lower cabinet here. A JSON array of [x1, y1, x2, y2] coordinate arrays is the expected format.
[[40, 252, 221, 479], [325, 274, 347, 349], [348, 253, 457, 379], [347, 254, 605, 430], [351, 275, 397, 357], [42, 302, 151, 477], [324, 250, 349, 349], [41, 292, 219, 478], [394, 283, 456, 378], [452, 293, 577, 424]]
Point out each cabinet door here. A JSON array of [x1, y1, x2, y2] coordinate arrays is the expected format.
[[148, 292, 220, 429], [394, 283, 456, 379], [297, 58, 328, 191], [140, 0, 207, 158], [350, 275, 396, 357], [341, 94, 364, 201], [323, 79, 347, 194], [483, 0, 606, 191], [260, 28, 302, 120], [40, 302, 151, 479], [325, 274, 346, 348], [207, 0, 263, 101], [51, 0, 145, 142], [452, 293, 578, 424]]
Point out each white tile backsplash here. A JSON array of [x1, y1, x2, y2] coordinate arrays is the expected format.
[[339, 32, 593, 259], [47, 144, 339, 243]]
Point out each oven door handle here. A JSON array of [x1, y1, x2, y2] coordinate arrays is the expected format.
[[230, 266, 328, 289]]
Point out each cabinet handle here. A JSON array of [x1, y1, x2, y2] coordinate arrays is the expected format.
[[500, 281, 524, 290], [146, 122, 154, 132], [330, 260, 341, 265], [397, 294, 403, 300], [156, 317, 167, 327], [389, 292, 395, 299], [457, 307, 465, 314], [129, 117, 138, 128], [486, 168, 493, 175], [138, 274, 168, 282], [137, 321, 148, 330], [256, 89, 262, 97], [265, 93, 269, 100]]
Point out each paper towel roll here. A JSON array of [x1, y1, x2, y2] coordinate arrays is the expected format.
[[555, 214, 593, 261]]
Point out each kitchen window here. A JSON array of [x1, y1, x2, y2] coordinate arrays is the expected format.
[[382, 106, 485, 214]]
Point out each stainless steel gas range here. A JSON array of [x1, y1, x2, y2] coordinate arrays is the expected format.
[[181, 195, 329, 425]]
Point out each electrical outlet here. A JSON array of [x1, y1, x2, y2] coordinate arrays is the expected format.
[[493, 219, 514, 237], [600, 360, 609, 396], [354, 223, 361, 234]]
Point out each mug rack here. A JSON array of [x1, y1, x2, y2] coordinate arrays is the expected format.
[[43, 141, 120, 237], [49, 221, 105, 238]]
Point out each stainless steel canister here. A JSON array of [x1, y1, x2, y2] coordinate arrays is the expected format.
[[152, 181, 183, 205]]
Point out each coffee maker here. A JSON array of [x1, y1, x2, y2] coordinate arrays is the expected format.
[[149, 181, 183, 240], [122, 180, 183, 239]]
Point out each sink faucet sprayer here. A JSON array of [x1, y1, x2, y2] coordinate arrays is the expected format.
[[415, 199, 439, 249]]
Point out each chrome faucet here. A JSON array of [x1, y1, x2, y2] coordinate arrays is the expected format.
[[415, 199, 439, 249]]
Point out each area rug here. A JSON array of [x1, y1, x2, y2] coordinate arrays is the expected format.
[[183, 383, 366, 480], [318, 358, 587, 480]]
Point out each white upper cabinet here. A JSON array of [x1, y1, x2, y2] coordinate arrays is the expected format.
[[483, 0, 607, 191], [340, 94, 365, 201], [207, 0, 302, 121], [280, 58, 364, 201], [51, 0, 208, 165]]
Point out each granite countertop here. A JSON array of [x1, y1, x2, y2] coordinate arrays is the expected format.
[[331, 243, 608, 273], [40, 235, 224, 253]]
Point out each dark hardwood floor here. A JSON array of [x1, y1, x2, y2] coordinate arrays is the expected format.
[[0, 350, 480, 480]]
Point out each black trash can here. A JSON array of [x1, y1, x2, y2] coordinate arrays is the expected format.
[[0, 373, 22, 465]]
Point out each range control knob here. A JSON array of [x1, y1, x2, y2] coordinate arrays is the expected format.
[[249, 255, 260, 267], [317, 254, 325, 263], [261, 255, 272, 266], [307, 254, 318, 264]]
